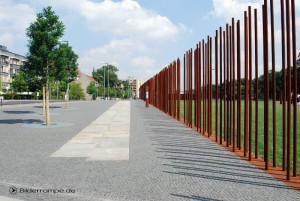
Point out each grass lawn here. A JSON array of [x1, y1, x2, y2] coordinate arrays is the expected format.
[[180, 100, 300, 175]]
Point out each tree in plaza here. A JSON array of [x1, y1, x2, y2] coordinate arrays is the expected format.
[[25, 6, 65, 126], [55, 43, 78, 101], [11, 72, 29, 93]]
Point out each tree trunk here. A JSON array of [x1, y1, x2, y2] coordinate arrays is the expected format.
[[45, 80, 50, 126], [42, 87, 45, 115]]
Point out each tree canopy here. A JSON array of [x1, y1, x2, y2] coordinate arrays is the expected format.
[[92, 65, 120, 88]]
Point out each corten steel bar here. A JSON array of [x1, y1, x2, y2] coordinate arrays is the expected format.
[[199, 43, 202, 133], [248, 6, 253, 161], [194, 48, 197, 129], [184, 55, 186, 122], [209, 38, 212, 136], [229, 26, 233, 145], [286, 0, 291, 179], [244, 11, 249, 157], [280, 0, 286, 171], [291, 0, 297, 177], [174, 61, 176, 118], [210, 37, 213, 138], [254, 9, 259, 159], [215, 31, 219, 142], [237, 20, 242, 150], [263, 1, 270, 170], [204, 44, 207, 133], [166, 67, 169, 114], [220, 27, 223, 145], [224, 31, 227, 143], [270, 0, 276, 167], [197, 46, 200, 130], [226, 24, 230, 147], [177, 58, 180, 121], [232, 18, 236, 152], [190, 49, 193, 127]]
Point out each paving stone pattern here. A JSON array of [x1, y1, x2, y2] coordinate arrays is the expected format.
[[0, 100, 300, 200]]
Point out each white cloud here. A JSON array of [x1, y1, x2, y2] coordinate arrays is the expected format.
[[210, 0, 262, 22], [131, 56, 155, 68], [0, 0, 36, 51], [44, 0, 185, 41], [78, 38, 157, 80]]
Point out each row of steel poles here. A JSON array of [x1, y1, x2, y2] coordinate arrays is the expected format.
[[140, 59, 181, 121], [140, 0, 297, 180]]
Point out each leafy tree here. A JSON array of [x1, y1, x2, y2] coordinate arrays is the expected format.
[[55, 43, 78, 96], [11, 72, 29, 93], [24, 6, 68, 125], [86, 82, 98, 99], [0, 78, 2, 92], [92, 65, 120, 89], [69, 82, 85, 100]]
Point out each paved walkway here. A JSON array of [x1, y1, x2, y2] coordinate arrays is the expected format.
[[51, 101, 130, 160], [0, 100, 300, 200]]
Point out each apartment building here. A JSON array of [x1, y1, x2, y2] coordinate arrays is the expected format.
[[0, 45, 26, 90], [128, 78, 144, 98]]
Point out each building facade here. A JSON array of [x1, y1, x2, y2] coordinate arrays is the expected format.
[[75, 70, 98, 100], [128, 78, 144, 98], [0, 45, 26, 90]]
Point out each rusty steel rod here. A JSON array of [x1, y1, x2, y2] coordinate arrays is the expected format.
[[220, 27, 223, 145], [244, 11, 249, 157], [184, 55, 186, 122], [209, 37, 213, 138], [215, 31, 219, 142], [281, 0, 286, 171], [254, 9, 259, 159], [263, 1, 270, 170], [199, 42, 202, 133], [232, 18, 236, 152], [177, 58, 180, 121], [203, 42, 206, 133], [224, 30, 227, 143], [270, 0, 276, 167], [291, 0, 297, 177], [249, 6, 253, 161], [286, 0, 291, 180], [237, 20, 241, 150], [226, 24, 230, 147], [229, 26, 233, 145]]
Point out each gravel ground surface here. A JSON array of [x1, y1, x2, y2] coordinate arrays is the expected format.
[[0, 100, 300, 201]]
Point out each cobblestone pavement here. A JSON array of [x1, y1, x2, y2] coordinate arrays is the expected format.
[[0, 100, 300, 201]]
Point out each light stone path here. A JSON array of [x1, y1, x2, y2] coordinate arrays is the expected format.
[[51, 101, 130, 160]]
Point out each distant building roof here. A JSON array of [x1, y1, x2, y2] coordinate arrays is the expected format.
[[76, 69, 97, 83]]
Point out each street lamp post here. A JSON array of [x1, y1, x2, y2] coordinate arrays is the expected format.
[[100, 62, 110, 100]]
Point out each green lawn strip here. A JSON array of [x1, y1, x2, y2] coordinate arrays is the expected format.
[[179, 99, 300, 175]]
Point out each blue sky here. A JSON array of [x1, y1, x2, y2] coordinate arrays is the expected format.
[[0, 0, 299, 82]]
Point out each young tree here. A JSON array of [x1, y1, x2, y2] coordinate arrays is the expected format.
[[25, 6, 65, 126]]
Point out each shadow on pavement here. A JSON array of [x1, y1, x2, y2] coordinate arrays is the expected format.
[[143, 112, 291, 192], [171, 194, 223, 201], [0, 119, 44, 124], [3, 111, 35, 114], [34, 106, 62, 109]]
